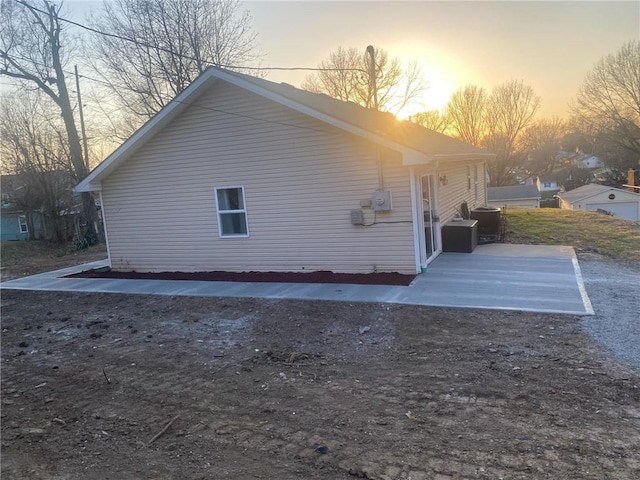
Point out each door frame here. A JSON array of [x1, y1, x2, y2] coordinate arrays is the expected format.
[[416, 171, 442, 269]]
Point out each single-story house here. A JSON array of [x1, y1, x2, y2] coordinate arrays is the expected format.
[[558, 183, 640, 221], [487, 184, 540, 209], [76, 67, 494, 274], [536, 176, 561, 192]]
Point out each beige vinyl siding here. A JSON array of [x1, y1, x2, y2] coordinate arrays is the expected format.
[[102, 82, 416, 274], [436, 161, 487, 224]]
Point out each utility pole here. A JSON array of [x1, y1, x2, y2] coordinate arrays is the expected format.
[[74, 65, 90, 171], [366, 45, 378, 110]]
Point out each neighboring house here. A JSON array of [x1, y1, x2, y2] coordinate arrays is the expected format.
[[558, 184, 640, 221], [1, 175, 43, 241], [76, 67, 494, 274], [487, 185, 541, 209], [0, 203, 44, 241], [556, 151, 603, 169], [0, 173, 79, 242], [536, 176, 561, 192], [1, 205, 30, 241], [577, 154, 603, 169]]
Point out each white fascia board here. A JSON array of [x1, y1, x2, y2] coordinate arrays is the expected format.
[[405, 153, 495, 167], [402, 152, 435, 166], [438, 153, 496, 162], [75, 72, 218, 192]]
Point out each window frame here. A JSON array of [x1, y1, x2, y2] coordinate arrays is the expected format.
[[473, 164, 479, 203], [18, 215, 28, 233], [214, 186, 249, 238]]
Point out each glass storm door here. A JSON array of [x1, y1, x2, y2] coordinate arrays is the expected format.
[[421, 174, 439, 262]]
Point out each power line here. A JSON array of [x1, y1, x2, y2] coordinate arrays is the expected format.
[[1, 55, 345, 136], [16, 0, 367, 74]]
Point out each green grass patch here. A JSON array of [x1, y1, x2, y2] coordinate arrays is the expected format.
[[505, 208, 640, 262]]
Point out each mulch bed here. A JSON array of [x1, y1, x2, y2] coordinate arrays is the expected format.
[[66, 268, 416, 286]]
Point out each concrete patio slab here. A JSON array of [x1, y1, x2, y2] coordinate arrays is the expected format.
[[0, 244, 593, 315]]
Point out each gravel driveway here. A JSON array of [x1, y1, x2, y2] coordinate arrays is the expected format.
[[579, 253, 640, 369]]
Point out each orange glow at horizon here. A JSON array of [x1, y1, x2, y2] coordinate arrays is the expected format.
[[390, 45, 467, 119], [395, 72, 456, 119]]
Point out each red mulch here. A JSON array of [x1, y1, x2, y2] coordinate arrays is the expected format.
[[66, 269, 416, 286]]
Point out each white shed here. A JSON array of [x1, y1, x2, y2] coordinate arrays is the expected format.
[[558, 184, 640, 221]]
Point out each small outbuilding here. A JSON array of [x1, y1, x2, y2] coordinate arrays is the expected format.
[[487, 184, 541, 209], [558, 184, 640, 221], [76, 67, 494, 274]]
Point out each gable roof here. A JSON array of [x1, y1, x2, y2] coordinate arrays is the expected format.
[[558, 183, 640, 203], [76, 67, 494, 192], [488, 184, 541, 201]]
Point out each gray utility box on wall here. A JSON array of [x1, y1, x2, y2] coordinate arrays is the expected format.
[[441, 219, 478, 253], [350, 209, 364, 225], [372, 190, 392, 211]]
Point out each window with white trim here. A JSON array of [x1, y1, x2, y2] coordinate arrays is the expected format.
[[215, 187, 248, 237], [18, 215, 28, 233]]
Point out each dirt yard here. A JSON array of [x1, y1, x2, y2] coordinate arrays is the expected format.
[[0, 242, 107, 283], [2, 288, 639, 479]]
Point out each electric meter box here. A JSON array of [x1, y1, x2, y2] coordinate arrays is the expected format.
[[372, 190, 392, 211]]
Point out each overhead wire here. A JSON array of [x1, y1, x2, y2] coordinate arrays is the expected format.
[[15, 0, 367, 74], [3, 1, 378, 135]]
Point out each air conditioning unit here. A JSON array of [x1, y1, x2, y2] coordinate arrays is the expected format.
[[372, 190, 392, 211]]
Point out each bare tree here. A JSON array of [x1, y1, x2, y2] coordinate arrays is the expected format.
[[483, 80, 540, 186], [0, 0, 96, 239], [409, 109, 451, 133], [571, 40, 640, 182], [89, 0, 260, 122], [445, 85, 488, 147], [0, 92, 75, 242], [519, 117, 567, 177], [302, 46, 426, 114]]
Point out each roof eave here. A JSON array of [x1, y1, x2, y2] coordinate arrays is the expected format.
[[75, 67, 493, 189], [411, 152, 496, 166], [74, 71, 219, 193]]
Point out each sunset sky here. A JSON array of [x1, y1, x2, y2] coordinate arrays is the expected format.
[[20, 1, 640, 119], [244, 1, 639, 118]]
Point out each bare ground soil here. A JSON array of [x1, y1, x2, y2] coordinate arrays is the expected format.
[[0, 243, 107, 283], [2, 290, 639, 480]]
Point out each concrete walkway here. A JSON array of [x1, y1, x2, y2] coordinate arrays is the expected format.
[[0, 244, 593, 315]]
